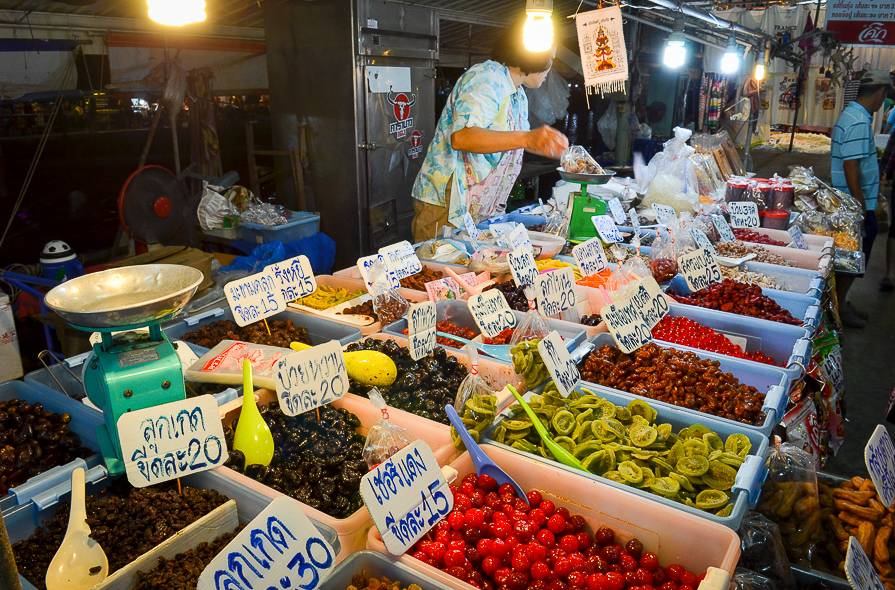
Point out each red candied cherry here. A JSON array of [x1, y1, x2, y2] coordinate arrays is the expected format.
[[426, 542, 447, 562], [477, 538, 492, 556], [502, 502, 516, 515], [461, 481, 476, 496], [608, 564, 622, 574], [482, 507, 495, 522], [529, 508, 548, 527], [493, 511, 509, 523], [537, 529, 557, 548], [512, 552, 532, 572], [469, 571, 484, 587], [470, 491, 485, 508], [448, 510, 466, 531], [486, 492, 502, 509], [465, 508, 485, 528], [447, 565, 468, 580], [450, 484, 460, 496], [514, 520, 534, 542], [678, 586, 694, 590], [652, 570, 667, 586], [641, 586, 656, 590], [548, 514, 567, 534], [568, 553, 586, 573], [494, 567, 513, 585], [528, 543, 548, 563], [463, 473, 479, 486], [555, 557, 574, 579], [444, 548, 466, 567], [605, 572, 626, 590], [625, 539, 644, 560], [528, 490, 544, 505], [568, 515, 587, 533], [599, 545, 620, 564], [559, 534, 579, 554], [556, 507, 571, 520], [436, 529, 450, 544], [660, 583, 677, 590], [530, 581, 548, 590], [479, 473, 498, 491], [531, 561, 551, 580], [624, 572, 639, 587], [505, 536, 521, 553], [569, 572, 588, 588], [595, 527, 614, 546], [587, 555, 608, 574], [619, 553, 638, 572], [449, 539, 465, 552], [508, 572, 530, 590], [549, 581, 569, 590], [515, 498, 530, 511], [467, 547, 481, 563], [640, 553, 660, 573], [465, 527, 483, 544], [540, 500, 556, 516], [412, 550, 427, 561], [450, 530, 464, 541], [634, 568, 654, 586], [435, 519, 451, 533], [577, 532, 593, 551], [491, 538, 509, 557], [679, 572, 697, 587], [491, 521, 512, 539], [455, 495, 472, 512], [498, 483, 517, 497], [588, 573, 608, 590]]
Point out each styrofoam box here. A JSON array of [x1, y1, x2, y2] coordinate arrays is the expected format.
[[5, 467, 339, 590], [753, 243, 832, 275], [333, 261, 473, 300], [214, 387, 457, 562], [0, 381, 104, 513], [321, 550, 456, 590], [381, 299, 588, 363], [586, 333, 791, 437], [661, 302, 812, 381], [736, 260, 825, 297], [482, 383, 769, 530], [366, 444, 741, 587], [667, 275, 822, 332]]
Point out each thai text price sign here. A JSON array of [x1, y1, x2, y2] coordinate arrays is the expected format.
[[601, 296, 652, 354], [508, 248, 539, 289], [845, 536, 887, 590], [266, 255, 317, 303], [729, 202, 760, 228], [537, 330, 580, 397], [535, 267, 576, 317], [407, 301, 437, 360], [225, 272, 286, 327], [274, 341, 348, 416], [380, 241, 423, 280], [678, 248, 723, 291], [358, 254, 400, 289], [468, 290, 518, 338], [865, 425, 895, 508], [826, 2, 895, 47], [573, 237, 609, 277]]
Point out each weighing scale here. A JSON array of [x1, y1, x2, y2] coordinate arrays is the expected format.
[[45, 264, 204, 476], [557, 167, 616, 243]]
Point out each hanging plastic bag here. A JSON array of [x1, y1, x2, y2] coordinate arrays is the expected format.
[[510, 287, 551, 345], [510, 288, 552, 387], [544, 200, 571, 238], [756, 440, 824, 569], [738, 512, 797, 590], [642, 127, 699, 214], [368, 258, 410, 325], [451, 343, 499, 451], [648, 228, 679, 283], [669, 218, 697, 258], [363, 387, 417, 469], [561, 145, 605, 175]]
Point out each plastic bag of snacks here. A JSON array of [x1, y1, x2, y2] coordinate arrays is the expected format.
[[368, 258, 410, 325], [756, 440, 824, 568], [510, 287, 551, 347], [561, 145, 604, 174], [451, 343, 499, 450], [648, 229, 679, 283], [793, 210, 834, 238], [829, 209, 861, 251], [738, 512, 797, 590], [362, 387, 417, 469], [544, 201, 571, 238], [642, 127, 700, 214]]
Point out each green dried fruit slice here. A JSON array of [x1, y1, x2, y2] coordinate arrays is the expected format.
[[604, 470, 626, 484], [683, 439, 709, 457], [511, 439, 537, 453], [669, 471, 695, 493], [615, 407, 632, 422], [676, 455, 710, 477], [629, 424, 658, 447], [703, 432, 724, 452], [601, 418, 626, 439], [494, 425, 507, 444], [582, 450, 612, 474], [502, 419, 532, 431], [603, 442, 623, 452], [715, 505, 734, 517], [595, 401, 617, 419], [703, 461, 738, 491], [717, 452, 745, 468], [573, 440, 604, 459], [628, 399, 657, 423], [552, 410, 576, 435], [650, 457, 675, 473], [656, 423, 673, 440], [687, 424, 712, 439], [539, 445, 552, 459], [683, 497, 698, 508], [725, 433, 751, 455], [632, 450, 659, 460], [695, 489, 729, 510], [650, 477, 681, 497], [667, 441, 685, 466], [576, 409, 594, 424], [708, 450, 722, 461], [505, 429, 531, 441], [555, 436, 576, 452], [639, 466, 657, 488], [616, 451, 633, 463], [618, 460, 644, 484]]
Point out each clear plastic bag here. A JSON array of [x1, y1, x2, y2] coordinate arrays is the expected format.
[[369, 259, 410, 325], [738, 512, 797, 590], [240, 203, 289, 226], [755, 440, 824, 569], [451, 343, 499, 451], [670, 219, 697, 258], [642, 127, 700, 214], [414, 239, 472, 265], [561, 145, 604, 174], [733, 568, 782, 590], [510, 288, 551, 346], [363, 387, 417, 469], [544, 200, 571, 238], [648, 228, 679, 283], [829, 210, 861, 251]]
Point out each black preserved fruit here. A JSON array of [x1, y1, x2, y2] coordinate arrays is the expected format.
[[135, 524, 245, 590]]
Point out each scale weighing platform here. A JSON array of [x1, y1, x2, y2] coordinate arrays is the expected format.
[[45, 264, 204, 476], [557, 168, 616, 243]]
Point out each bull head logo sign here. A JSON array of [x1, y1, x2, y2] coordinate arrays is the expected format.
[[387, 91, 416, 122]]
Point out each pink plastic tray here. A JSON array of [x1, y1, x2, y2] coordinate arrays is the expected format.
[[287, 275, 388, 336], [366, 445, 741, 588], [333, 261, 476, 300]]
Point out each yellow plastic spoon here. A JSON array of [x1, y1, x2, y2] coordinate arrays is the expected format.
[[233, 359, 275, 467], [290, 342, 397, 387]]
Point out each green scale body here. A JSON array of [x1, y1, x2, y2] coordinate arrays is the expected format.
[[568, 189, 608, 243]]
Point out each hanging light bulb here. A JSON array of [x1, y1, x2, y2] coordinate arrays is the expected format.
[[755, 62, 766, 81], [523, 0, 554, 52], [721, 35, 740, 74], [148, 0, 207, 27], [664, 17, 687, 69]]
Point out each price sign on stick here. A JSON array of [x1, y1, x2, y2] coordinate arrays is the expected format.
[[608, 198, 627, 224], [689, 228, 717, 256], [379, 241, 422, 280], [265, 255, 318, 303], [464, 212, 481, 241], [592, 215, 623, 243], [274, 341, 349, 416], [729, 202, 760, 228], [537, 330, 580, 397], [845, 536, 887, 590], [198, 496, 335, 590], [225, 271, 287, 327], [630, 209, 641, 232], [508, 248, 539, 289], [627, 277, 669, 329], [865, 425, 895, 508], [535, 267, 576, 317], [507, 224, 533, 253], [678, 248, 723, 292], [361, 441, 454, 555], [652, 204, 677, 225], [468, 289, 518, 338], [407, 301, 437, 360], [357, 254, 400, 289], [572, 237, 609, 277], [601, 297, 652, 354], [118, 395, 228, 487], [712, 214, 736, 243], [789, 226, 810, 250]]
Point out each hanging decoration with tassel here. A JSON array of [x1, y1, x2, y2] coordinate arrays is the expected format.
[[575, 3, 628, 101]]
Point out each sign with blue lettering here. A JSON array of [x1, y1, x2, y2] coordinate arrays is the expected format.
[[379, 241, 423, 280], [845, 536, 887, 590], [865, 425, 895, 508], [729, 202, 760, 229], [600, 296, 652, 354], [265, 255, 318, 303], [592, 215, 623, 243], [117, 395, 228, 487], [627, 277, 669, 329], [537, 330, 579, 397], [357, 254, 400, 289], [608, 198, 627, 224], [464, 212, 481, 241], [789, 226, 810, 250], [360, 440, 453, 555], [508, 248, 539, 289], [407, 301, 437, 361], [468, 290, 518, 338], [274, 340, 349, 416], [652, 204, 677, 225], [678, 248, 723, 292], [507, 224, 533, 253], [712, 215, 736, 243], [535, 267, 576, 317], [572, 237, 608, 277], [197, 496, 335, 590], [225, 272, 287, 327], [689, 228, 717, 256], [630, 208, 641, 232]]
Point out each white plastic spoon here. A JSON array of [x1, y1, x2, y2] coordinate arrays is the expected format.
[[45, 467, 108, 590]]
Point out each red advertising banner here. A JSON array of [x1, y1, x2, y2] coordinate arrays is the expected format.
[[825, 2, 895, 45]]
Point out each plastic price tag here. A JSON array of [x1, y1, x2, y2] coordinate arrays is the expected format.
[[600, 296, 652, 354], [689, 228, 717, 256], [407, 301, 437, 360], [225, 271, 287, 327], [117, 395, 228, 487], [508, 248, 539, 289], [357, 254, 400, 289], [468, 290, 518, 338], [678, 248, 723, 291], [274, 341, 349, 415], [712, 215, 736, 243], [537, 330, 580, 397], [652, 204, 677, 225], [592, 215, 623, 243], [729, 202, 760, 228], [630, 208, 641, 232], [535, 267, 576, 317], [789, 226, 810, 250], [265, 255, 318, 303], [198, 496, 336, 590], [360, 441, 453, 555], [608, 198, 626, 224], [379, 241, 423, 280], [464, 212, 481, 241], [507, 224, 533, 253], [865, 425, 895, 508], [627, 277, 669, 329], [572, 237, 609, 277], [845, 536, 887, 590]]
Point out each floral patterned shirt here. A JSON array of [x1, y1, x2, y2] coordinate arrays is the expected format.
[[411, 61, 530, 223]]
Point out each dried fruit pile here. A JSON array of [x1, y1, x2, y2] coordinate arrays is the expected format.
[[667, 279, 801, 325], [732, 229, 787, 246], [182, 319, 312, 349], [651, 317, 779, 365]]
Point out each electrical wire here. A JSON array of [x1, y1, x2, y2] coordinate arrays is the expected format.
[[0, 55, 76, 253]]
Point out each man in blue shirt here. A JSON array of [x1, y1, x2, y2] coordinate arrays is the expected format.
[[831, 69, 894, 328]]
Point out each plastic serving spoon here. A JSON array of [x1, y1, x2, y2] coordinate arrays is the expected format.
[[507, 385, 585, 471], [442, 265, 495, 295], [445, 404, 527, 501], [45, 467, 108, 590], [436, 332, 513, 363], [233, 359, 275, 467]]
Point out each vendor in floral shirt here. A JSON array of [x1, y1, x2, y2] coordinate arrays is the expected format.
[[410, 16, 569, 242]]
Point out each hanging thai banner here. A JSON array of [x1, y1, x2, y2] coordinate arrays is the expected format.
[[575, 5, 628, 97], [826, 2, 895, 46]]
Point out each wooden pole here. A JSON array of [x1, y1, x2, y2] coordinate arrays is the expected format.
[[138, 105, 163, 169]]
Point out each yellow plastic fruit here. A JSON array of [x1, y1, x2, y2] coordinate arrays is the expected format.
[[233, 360, 275, 467], [344, 350, 397, 387]]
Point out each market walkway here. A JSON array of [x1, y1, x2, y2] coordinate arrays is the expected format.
[[824, 241, 895, 476]]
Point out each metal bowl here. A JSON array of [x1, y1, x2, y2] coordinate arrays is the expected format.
[[45, 264, 204, 329], [557, 167, 616, 184]]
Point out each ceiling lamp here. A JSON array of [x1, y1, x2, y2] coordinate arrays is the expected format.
[[148, 0, 206, 26], [755, 45, 769, 81], [664, 17, 687, 69], [721, 35, 740, 74], [523, 0, 554, 53]]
